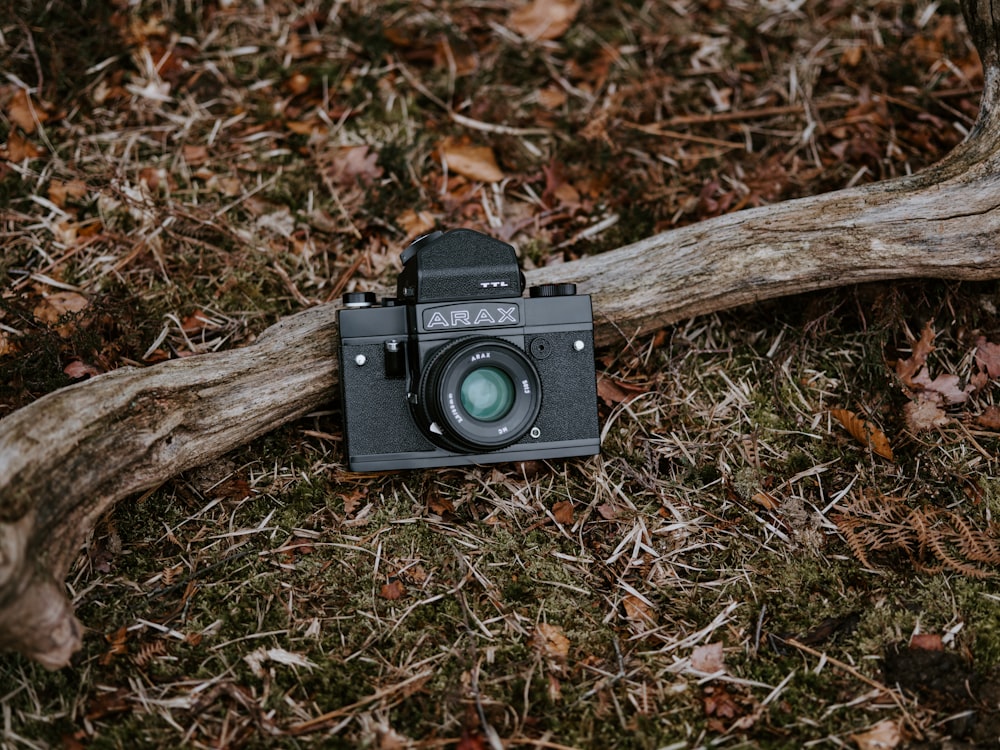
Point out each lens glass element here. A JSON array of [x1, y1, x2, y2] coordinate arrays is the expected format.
[[460, 366, 514, 422]]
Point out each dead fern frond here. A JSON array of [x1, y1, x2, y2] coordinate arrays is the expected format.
[[833, 493, 1000, 578], [133, 640, 168, 668]]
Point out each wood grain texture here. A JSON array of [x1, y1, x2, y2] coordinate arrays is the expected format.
[[2, 0, 1000, 668]]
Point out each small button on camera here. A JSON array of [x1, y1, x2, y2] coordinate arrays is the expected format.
[[528, 283, 577, 298], [529, 338, 553, 359], [343, 292, 377, 308]]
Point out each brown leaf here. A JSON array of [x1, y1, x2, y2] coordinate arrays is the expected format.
[[6, 129, 43, 161], [397, 209, 437, 241], [622, 594, 658, 629], [325, 145, 383, 187], [542, 161, 581, 208], [895, 321, 936, 390], [33, 291, 90, 325], [532, 622, 570, 660], [976, 405, 1000, 431], [976, 336, 1000, 378], [537, 86, 568, 109], [456, 728, 486, 750], [64, 360, 100, 380], [183, 144, 209, 166], [342, 489, 366, 515], [910, 371, 972, 405], [0, 331, 16, 358], [551, 500, 574, 525], [903, 398, 948, 433], [508, 0, 581, 41], [7, 89, 47, 133], [48, 179, 88, 208], [849, 719, 902, 750], [909, 633, 944, 651], [830, 408, 894, 461], [596, 503, 618, 520], [180, 309, 219, 334], [427, 493, 455, 516], [596, 375, 646, 406], [439, 138, 504, 182], [752, 491, 780, 510], [690, 642, 725, 673], [702, 685, 741, 719], [380, 579, 405, 600]]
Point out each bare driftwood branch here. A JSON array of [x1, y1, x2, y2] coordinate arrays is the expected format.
[[2, 0, 1000, 669]]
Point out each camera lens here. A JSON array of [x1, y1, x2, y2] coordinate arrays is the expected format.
[[460, 367, 514, 422], [416, 337, 541, 452]]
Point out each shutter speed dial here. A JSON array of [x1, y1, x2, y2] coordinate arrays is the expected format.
[[528, 283, 577, 298]]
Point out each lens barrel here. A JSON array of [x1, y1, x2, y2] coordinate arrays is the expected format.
[[417, 337, 542, 452]]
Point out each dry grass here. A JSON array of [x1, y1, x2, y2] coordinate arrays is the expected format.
[[3, 0, 1000, 748]]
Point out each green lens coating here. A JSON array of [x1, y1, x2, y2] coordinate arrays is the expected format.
[[460, 367, 514, 422]]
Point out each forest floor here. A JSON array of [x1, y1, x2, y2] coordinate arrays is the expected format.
[[3, 1, 1000, 748]]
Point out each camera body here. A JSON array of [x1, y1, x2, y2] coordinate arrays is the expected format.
[[338, 229, 600, 471]]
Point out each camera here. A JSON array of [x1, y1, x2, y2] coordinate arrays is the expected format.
[[338, 229, 600, 471]]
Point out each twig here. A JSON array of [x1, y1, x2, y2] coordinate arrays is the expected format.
[[288, 669, 434, 735], [784, 638, 922, 738]]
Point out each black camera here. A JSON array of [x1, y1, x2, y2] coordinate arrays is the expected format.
[[338, 229, 600, 471]]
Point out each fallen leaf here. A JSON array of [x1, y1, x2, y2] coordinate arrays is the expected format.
[[596, 503, 618, 520], [342, 489, 366, 515], [6, 129, 43, 161], [180, 309, 219, 334], [6, 89, 47, 133], [0, 331, 17, 358], [456, 728, 486, 750], [903, 399, 948, 432], [532, 622, 570, 660], [830, 408, 894, 461], [542, 161, 581, 208], [439, 138, 504, 182], [895, 321, 936, 390], [976, 405, 1000, 431], [976, 336, 1000, 378], [33, 291, 90, 325], [596, 375, 646, 406], [537, 86, 568, 109], [285, 72, 311, 95], [286, 118, 322, 136], [551, 500, 574, 525], [894, 323, 971, 404], [910, 371, 972, 404], [909, 633, 944, 651], [183, 144, 209, 166], [508, 0, 581, 41], [64, 360, 100, 380], [622, 594, 658, 629], [690, 642, 725, 673], [397, 209, 437, 240], [48, 179, 88, 208], [849, 718, 902, 750], [752, 491, 780, 510], [325, 145, 383, 187], [427, 490, 455, 515], [702, 685, 741, 719], [380, 579, 405, 600]]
